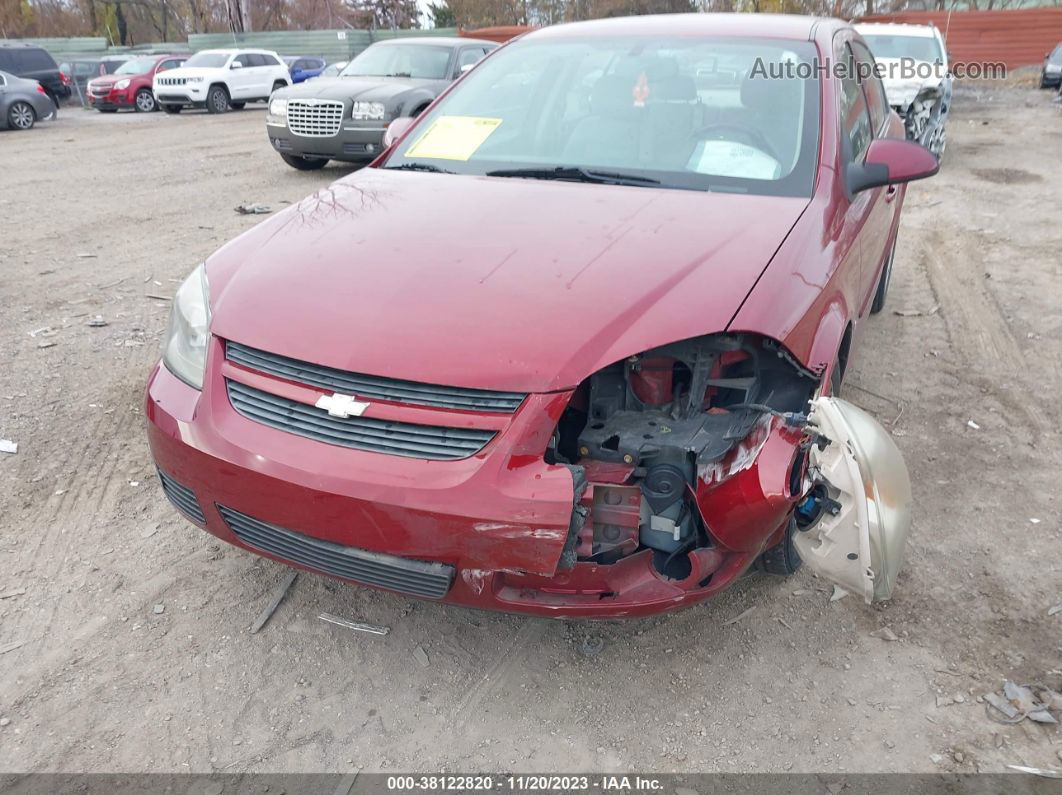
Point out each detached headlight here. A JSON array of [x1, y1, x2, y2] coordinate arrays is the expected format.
[[269, 98, 288, 116], [163, 264, 211, 390], [114, 78, 130, 90], [351, 101, 386, 120]]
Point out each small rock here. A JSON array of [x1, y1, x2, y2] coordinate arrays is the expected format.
[[412, 645, 429, 668], [153, 604, 165, 615], [1049, 603, 1062, 617], [936, 695, 954, 708], [0, 718, 10, 727], [86, 316, 109, 328], [870, 627, 899, 641], [954, 751, 965, 763], [830, 585, 848, 602], [930, 753, 944, 764], [954, 694, 965, 704], [0, 440, 16, 454]]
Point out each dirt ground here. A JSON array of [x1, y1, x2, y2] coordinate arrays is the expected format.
[[0, 82, 1060, 776]]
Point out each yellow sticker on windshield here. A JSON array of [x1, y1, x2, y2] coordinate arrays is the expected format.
[[404, 116, 502, 161]]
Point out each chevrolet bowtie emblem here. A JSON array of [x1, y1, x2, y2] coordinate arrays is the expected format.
[[315, 393, 370, 419]]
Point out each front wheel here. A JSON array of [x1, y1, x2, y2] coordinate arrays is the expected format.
[[280, 153, 329, 170], [135, 89, 156, 113], [8, 101, 36, 130], [206, 85, 230, 114], [870, 239, 896, 315]]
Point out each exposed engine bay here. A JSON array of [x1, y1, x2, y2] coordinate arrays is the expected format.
[[548, 333, 824, 581]]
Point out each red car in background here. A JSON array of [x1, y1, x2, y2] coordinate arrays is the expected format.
[[147, 14, 937, 618], [88, 53, 189, 113]]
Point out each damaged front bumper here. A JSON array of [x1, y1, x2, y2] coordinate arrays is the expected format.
[[147, 333, 912, 617]]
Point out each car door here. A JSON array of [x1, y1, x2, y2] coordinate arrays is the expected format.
[[851, 39, 899, 315], [228, 53, 255, 98], [833, 34, 881, 319]]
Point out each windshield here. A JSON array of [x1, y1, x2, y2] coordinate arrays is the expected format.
[[862, 34, 943, 63], [384, 36, 820, 197], [341, 44, 451, 79], [115, 58, 155, 76], [183, 52, 230, 69]]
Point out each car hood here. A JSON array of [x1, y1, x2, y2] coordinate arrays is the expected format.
[[154, 67, 218, 81], [276, 75, 447, 103], [208, 170, 809, 393]]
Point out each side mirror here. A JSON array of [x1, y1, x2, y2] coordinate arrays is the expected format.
[[460, 62, 476, 74], [847, 138, 939, 195], [383, 115, 416, 149], [230, 61, 243, 69]]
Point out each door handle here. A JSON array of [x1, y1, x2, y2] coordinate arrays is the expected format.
[[885, 185, 899, 203]]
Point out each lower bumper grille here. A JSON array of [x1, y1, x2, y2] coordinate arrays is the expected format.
[[287, 100, 343, 137], [218, 505, 454, 599], [157, 469, 205, 523], [226, 379, 495, 460]]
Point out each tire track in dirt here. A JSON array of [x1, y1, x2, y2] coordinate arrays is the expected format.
[[916, 226, 1049, 433]]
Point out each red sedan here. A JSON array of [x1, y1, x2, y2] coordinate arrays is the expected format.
[[88, 53, 189, 113], [147, 14, 937, 617]]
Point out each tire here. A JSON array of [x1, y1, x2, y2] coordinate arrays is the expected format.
[[7, 101, 36, 130], [162, 104, 181, 114], [870, 238, 896, 315], [44, 92, 59, 119], [756, 517, 802, 576], [206, 85, 230, 114], [134, 89, 156, 113], [280, 153, 329, 170]]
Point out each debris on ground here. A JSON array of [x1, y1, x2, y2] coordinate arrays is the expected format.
[[893, 306, 940, 317], [0, 588, 26, 600], [985, 681, 1059, 725], [870, 627, 899, 641], [967, 420, 981, 430], [579, 635, 605, 656], [724, 606, 756, 625], [1006, 765, 1062, 779], [86, 316, 108, 328], [1048, 603, 1062, 617], [0, 640, 25, 655], [235, 203, 272, 215], [37, 340, 56, 349], [250, 571, 298, 634], [76, 252, 98, 258], [153, 604, 165, 615], [412, 645, 430, 667], [318, 613, 390, 636], [144, 294, 172, 301], [0, 440, 17, 454], [830, 585, 849, 602]]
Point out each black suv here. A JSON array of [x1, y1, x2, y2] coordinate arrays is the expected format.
[[0, 43, 71, 110]]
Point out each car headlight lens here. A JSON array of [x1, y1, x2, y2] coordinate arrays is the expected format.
[[162, 264, 211, 390], [114, 78, 130, 90], [269, 98, 288, 116], [351, 101, 386, 120]]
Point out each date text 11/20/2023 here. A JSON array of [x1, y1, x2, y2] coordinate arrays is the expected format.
[[386, 776, 665, 791]]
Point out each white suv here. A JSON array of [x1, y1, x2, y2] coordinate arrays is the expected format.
[[154, 49, 291, 114]]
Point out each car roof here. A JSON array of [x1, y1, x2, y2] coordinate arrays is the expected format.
[[372, 37, 495, 47], [854, 22, 939, 38], [525, 13, 830, 42], [0, 42, 48, 49]]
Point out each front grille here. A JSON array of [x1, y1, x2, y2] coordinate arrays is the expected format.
[[218, 505, 454, 599], [157, 76, 187, 86], [226, 341, 525, 413], [226, 380, 495, 460], [157, 469, 205, 523], [90, 85, 111, 96], [287, 99, 344, 137]]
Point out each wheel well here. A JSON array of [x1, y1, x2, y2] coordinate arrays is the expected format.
[[412, 102, 430, 117], [209, 82, 229, 96]]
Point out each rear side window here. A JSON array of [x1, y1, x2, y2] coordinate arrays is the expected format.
[[260, 54, 282, 67], [838, 43, 872, 161], [3, 47, 56, 73]]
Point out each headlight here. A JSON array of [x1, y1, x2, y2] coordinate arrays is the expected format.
[[114, 78, 130, 90], [351, 101, 386, 120], [162, 264, 211, 390], [269, 98, 288, 116]]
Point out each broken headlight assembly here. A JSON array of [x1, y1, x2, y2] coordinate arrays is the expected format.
[[547, 333, 820, 580], [162, 263, 211, 390]]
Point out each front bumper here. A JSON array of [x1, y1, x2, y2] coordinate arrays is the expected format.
[[89, 90, 134, 110], [145, 342, 784, 618], [266, 116, 388, 162], [156, 85, 208, 107]]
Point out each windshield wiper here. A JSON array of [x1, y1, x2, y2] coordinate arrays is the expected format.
[[485, 166, 661, 187], [383, 163, 455, 174]]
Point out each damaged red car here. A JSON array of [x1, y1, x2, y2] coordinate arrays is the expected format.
[[146, 14, 937, 617]]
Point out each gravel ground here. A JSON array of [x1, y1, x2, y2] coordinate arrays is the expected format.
[[0, 85, 1060, 775]]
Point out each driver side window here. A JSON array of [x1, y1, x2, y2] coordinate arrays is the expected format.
[[838, 42, 871, 162]]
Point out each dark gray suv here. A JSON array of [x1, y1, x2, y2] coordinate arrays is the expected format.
[[265, 37, 496, 170]]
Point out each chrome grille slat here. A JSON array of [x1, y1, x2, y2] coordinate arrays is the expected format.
[[226, 341, 526, 413], [217, 505, 454, 599], [287, 99, 344, 137], [226, 380, 494, 460]]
